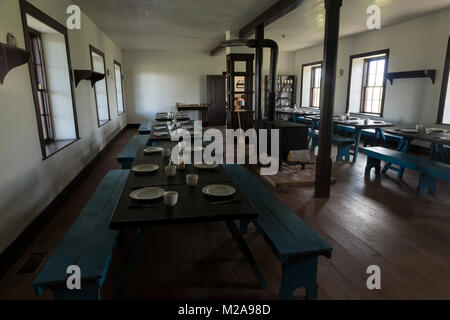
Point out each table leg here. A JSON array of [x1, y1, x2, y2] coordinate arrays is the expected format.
[[225, 220, 267, 289], [115, 227, 147, 299], [353, 129, 362, 163]]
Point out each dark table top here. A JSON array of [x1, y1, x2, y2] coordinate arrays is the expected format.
[[109, 145, 258, 229], [305, 114, 394, 129], [384, 127, 450, 145]]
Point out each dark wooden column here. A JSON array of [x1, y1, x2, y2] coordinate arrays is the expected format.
[[255, 25, 264, 121], [315, 0, 343, 198]]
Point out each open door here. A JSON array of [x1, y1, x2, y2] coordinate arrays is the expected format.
[[207, 75, 226, 126]]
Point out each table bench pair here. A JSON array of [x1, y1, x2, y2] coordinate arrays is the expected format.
[[362, 146, 450, 195]]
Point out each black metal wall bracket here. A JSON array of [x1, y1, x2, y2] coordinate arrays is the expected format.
[[386, 70, 436, 85], [0, 43, 29, 85], [73, 70, 105, 87]]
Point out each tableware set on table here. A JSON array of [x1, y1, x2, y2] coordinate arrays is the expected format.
[[129, 144, 237, 208]]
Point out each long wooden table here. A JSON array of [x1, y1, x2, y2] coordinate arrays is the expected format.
[[109, 142, 266, 297], [306, 115, 394, 162], [384, 127, 450, 162]]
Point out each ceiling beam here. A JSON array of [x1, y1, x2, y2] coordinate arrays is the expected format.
[[210, 0, 305, 56], [239, 0, 306, 39]]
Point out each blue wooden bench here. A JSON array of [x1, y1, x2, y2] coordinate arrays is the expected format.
[[33, 170, 129, 300], [309, 130, 354, 161], [223, 165, 332, 300], [362, 147, 450, 195], [116, 135, 153, 169], [138, 121, 152, 135]]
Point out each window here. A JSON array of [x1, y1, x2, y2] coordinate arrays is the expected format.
[[346, 49, 389, 116], [29, 29, 53, 142], [300, 61, 322, 108], [310, 66, 322, 108], [438, 37, 450, 124], [21, 0, 79, 159], [90, 45, 110, 126], [114, 61, 125, 115]]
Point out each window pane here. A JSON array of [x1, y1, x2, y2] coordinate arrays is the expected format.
[[91, 49, 110, 124], [115, 63, 124, 114]]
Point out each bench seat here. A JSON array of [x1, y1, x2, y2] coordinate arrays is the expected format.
[[310, 130, 354, 161], [116, 135, 153, 169], [33, 170, 129, 300], [138, 121, 152, 135], [362, 146, 450, 195], [223, 164, 332, 300]]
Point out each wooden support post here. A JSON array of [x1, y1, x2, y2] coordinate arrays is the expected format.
[[315, 0, 342, 198], [255, 25, 264, 121]]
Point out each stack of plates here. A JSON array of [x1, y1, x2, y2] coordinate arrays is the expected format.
[[153, 132, 168, 137]]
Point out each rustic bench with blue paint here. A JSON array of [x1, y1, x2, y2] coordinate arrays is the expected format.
[[223, 164, 332, 300], [362, 146, 450, 195], [138, 121, 152, 135], [309, 130, 355, 161], [33, 170, 129, 300], [116, 135, 154, 169]]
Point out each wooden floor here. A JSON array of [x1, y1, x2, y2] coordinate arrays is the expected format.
[[0, 127, 449, 300]]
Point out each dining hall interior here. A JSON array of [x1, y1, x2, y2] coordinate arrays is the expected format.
[[0, 0, 449, 301]]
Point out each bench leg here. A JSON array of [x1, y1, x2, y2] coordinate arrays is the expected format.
[[310, 138, 318, 153], [240, 219, 253, 234], [280, 256, 319, 300], [115, 227, 147, 299], [418, 174, 436, 196], [225, 220, 267, 289], [365, 157, 381, 176]]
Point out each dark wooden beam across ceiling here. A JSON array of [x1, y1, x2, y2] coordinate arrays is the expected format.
[[210, 0, 306, 56], [239, 0, 306, 39]]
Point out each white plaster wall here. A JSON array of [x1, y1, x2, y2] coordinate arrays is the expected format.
[[293, 8, 450, 127], [0, 0, 126, 254]]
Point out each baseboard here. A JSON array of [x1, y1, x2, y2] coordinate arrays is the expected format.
[[0, 126, 128, 281]]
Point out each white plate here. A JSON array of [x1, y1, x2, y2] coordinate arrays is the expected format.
[[194, 163, 219, 170], [154, 126, 166, 131], [129, 187, 165, 201], [202, 185, 236, 197], [154, 132, 168, 137], [429, 128, 447, 133], [143, 146, 163, 154], [131, 163, 160, 173], [401, 129, 419, 133], [440, 136, 450, 141]]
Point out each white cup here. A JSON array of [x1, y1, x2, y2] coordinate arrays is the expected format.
[[416, 124, 424, 131], [164, 191, 178, 207], [186, 174, 199, 187], [165, 164, 177, 177], [162, 148, 171, 158]]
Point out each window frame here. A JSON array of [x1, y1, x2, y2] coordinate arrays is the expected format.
[[113, 60, 125, 116], [437, 36, 450, 125], [300, 61, 323, 108], [310, 65, 322, 108], [89, 45, 111, 127], [20, 0, 80, 160], [28, 28, 54, 143], [345, 49, 390, 117], [360, 56, 387, 115]]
